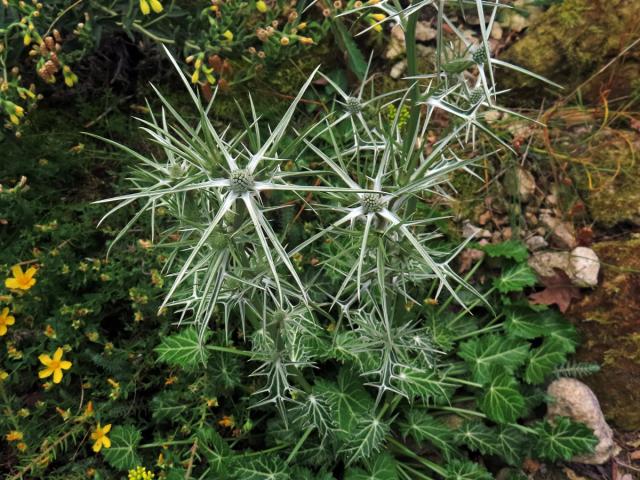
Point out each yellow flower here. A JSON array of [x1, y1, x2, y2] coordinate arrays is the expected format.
[[149, 0, 163, 13], [5, 265, 37, 291], [0, 307, 15, 336], [139, 0, 150, 14], [0, 370, 8, 382], [91, 423, 112, 452], [38, 347, 72, 384], [370, 13, 386, 21], [6, 430, 23, 441], [17, 441, 27, 452], [218, 415, 235, 428], [128, 466, 155, 480], [222, 30, 234, 41], [256, 0, 268, 12]]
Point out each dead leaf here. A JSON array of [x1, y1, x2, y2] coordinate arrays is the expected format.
[[458, 248, 485, 274], [630, 449, 640, 460], [563, 467, 588, 480], [529, 268, 582, 312], [522, 458, 541, 474]]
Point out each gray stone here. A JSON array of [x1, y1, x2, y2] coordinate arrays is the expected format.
[[528, 251, 570, 278], [569, 247, 600, 288], [547, 378, 618, 464], [540, 213, 577, 249]]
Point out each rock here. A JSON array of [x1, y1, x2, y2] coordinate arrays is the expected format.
[[526, 235, 548, 251], [462, 221, 490, 239], [389, 60, 407, 79], [529, 251, 570, 278], [415, 21, 437, 42], [540, 213, 576, 249], [568, 239, 640, 430], [528, 248, 600, 287], [569, 247, 600, 287], [490, 22, 503, 40], [500, 0, 640, 102], [385, 25, 406, 59], [546, 378, 617, 464], [504, 167, 536, 202]]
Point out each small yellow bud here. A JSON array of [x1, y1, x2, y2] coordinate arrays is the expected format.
[[256, 0, 268, 12], [149, 0, 163, 13], [370, 13, 386, 21], [280, 36, 290, 46], [222, 30, 234, 41]]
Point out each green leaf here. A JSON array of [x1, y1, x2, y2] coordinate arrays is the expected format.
[[478, 371, 526, 423], [345, 453, 399, 480], [444, 459, 493, 480], [102, 425, 142, 470], [150, 392, 188, 421], [399, 410, 457, 459], [395, 366, 456, 403], [458, 335, 530, 384], [154, 327, 210, 369], [542, 314, 579, 354], [482, 241, 528, 263], [504, 307, 548, 339], [495, 426, 527, 466], [531, 417, 598, 462], [454, 421, 498, 456], [524, 339, 567, 384], [198, 426, 232, 474], [494, 264, 537, 293], [315, 368, 374, 437], [229, 455, 290, 480], [341, 415, 390, 464], [331, 20, 367, 80]]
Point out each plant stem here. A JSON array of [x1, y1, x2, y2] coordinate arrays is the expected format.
[[205, 345, 257, 358], [388, 437, 447, 477], [285, 426, 314, 464]]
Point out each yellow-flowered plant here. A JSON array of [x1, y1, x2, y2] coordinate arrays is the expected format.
[[90, 423, 112, 452], [38, 347, 72, 384], [0, 307, 15, 336], [5, 264, 37, 291], [139, 0, 163, 15], [128, 466, 155, 480]]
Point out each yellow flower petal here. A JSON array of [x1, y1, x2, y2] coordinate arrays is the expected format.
[[92, 439, 102, 452], [101, 436, 111, 448], [0, 325, 6, 336], [5, 278, 20, 289], [24, 267, 37, 279], [39, 367, 53, 379], [60, 361, 72, 370], [149, 0, 163, 13], [38, 354, 52, 365], [53, 368, 63, 384], [10, 265, 23, 279], [102, 424, 112, 433], [53, 347, 64, 361]]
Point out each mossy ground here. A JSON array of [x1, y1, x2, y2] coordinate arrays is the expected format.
[[568, 239, 640, 430]]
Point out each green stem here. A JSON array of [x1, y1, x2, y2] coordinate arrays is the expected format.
[[285, 426, 314, 464], [205, 345, 256, 358], [398, 464, 436, 480], [387, 437, 447, 477], [139, 439, 194, 449], [451, 321, 503, 342]]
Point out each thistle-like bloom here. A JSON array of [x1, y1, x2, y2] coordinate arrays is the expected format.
[[5, 265, 37, 291], [38, 347, 72, 384], [91, 423, 112, 452], [0, 308, 15, 336]]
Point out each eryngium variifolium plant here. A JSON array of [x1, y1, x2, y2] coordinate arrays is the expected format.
[[96, 1, 597, 477]]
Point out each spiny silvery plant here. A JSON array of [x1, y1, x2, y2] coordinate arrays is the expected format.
[[94, 2, 598, 476]]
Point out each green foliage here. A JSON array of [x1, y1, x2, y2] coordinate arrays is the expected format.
[[154, 327, 210, 369], [493, 263, 538, 293], [531, 417, 599, 461], [103, 426, 142, 470], [0, 0, 598, 478]]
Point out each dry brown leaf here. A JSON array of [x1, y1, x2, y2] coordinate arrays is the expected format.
[[563, 467, 588, 480], [529, 268, 582, 312]]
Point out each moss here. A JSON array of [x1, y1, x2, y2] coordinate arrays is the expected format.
[[570, 130, 640, 228], [568, 239, 640, 430], [500, 0, 640, 101]]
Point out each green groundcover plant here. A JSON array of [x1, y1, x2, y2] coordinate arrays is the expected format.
[[1, 1, 599, 479]]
